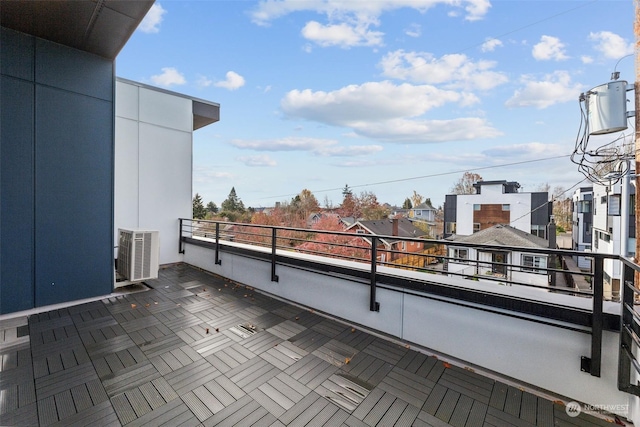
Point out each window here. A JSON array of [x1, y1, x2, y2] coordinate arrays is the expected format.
[[577, 200, 591, 213], [473, 223, 481, 233], [631, 195, 636, 213], [401, 242, 406, 251], [473, 204, 481, 211], [450, 248, 468, 263], [601, 196, 607, 204], [530, 224, 546, 239], [445, 222, 457, 234], [502, 204, 510, 211], [521, 254, 547, 272]]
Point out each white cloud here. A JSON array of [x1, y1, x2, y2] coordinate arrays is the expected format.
[[150, 67, 186, 87], [193, 168, 233, 183], [481, 142, 564, 158], [231, 137, 333, 152], [379, 50, 508, 91], [581, 55, 593, 64], [532, 35, 568, 61], [230, 137, 382, 156], [214, 71, 246, 90], [315, 144, 383, 156], [282, 81, 470, 124], [588, 31, 634, 59], [353, 117, 502, 142], [196, 75, 213, 87], [481, 38, 502, 52], [138, 3, 166, 34], [280, 81, 500, 143], [405, 24, 421, 38], [237, 155, 277, 167], [301, 21, 383, 48], [250, 1, 490, 47], [505, 71, 583, 109]]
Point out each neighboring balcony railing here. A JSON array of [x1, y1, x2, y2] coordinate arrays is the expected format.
[[178, 218, 640, 396]]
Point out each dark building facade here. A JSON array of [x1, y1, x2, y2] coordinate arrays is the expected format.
[[0, 1, 153, 314]]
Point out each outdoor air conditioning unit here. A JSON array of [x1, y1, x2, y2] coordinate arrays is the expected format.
[[117, 229, 159, 282]]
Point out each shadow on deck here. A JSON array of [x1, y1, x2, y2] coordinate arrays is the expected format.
[[0, 264, 624, 426]]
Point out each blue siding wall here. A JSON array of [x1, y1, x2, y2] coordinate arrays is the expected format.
[[0, 27, 115, 313]]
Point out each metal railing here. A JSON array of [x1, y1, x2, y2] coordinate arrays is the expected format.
[[178, 218, 640, 391]]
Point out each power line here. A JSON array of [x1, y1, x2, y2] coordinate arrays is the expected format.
[[262, 154, 572, 200]]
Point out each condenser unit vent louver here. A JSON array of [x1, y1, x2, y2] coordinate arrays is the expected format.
[[117, 229, 159, 282]]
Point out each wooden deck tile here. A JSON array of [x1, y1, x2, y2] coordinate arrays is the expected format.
[[378, 366, 434, 408], [8, 264, 626, 427], [165, 358, 221, 395], [362, 337, 408, 365], [227, 357, 280, 392], [343, 352, 393, 386], [49, 399, 118, 427], [266, 319, 306, 340], [434, 388, 461, 423]]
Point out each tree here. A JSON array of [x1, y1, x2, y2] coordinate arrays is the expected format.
[[410, 190, 423, 207], [402, 198, 412, 209], [339, 191, 358, 218], [342, 184, 352, 197], [290, 189, 320, 221], [206, 201, 218, 214], [359, 191, 389, 220], [192, 193, 206, 219], [451, 172, 483, 195], [220, 187, 245, 213]]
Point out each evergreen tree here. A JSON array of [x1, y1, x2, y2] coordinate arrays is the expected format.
[[402, 198, 413, 209], [192, 193, 207, 219], [221, 187, 245, 213], [206, 201, 218, 213]]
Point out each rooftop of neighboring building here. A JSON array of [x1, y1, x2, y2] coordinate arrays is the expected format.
[[446, 224, 549, 248]]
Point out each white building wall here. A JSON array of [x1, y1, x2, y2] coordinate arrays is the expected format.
[[455, 191, 532, 235], [115, 80, 193, 267]]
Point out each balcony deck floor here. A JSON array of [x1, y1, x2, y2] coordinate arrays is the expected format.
[[0, 264, 622, 426]]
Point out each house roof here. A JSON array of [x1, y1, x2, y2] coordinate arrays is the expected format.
[[447, 224, 549, 248], [413, 203, 435, 210], [348, 218, 428, 239], [1, 0, 155, 59]]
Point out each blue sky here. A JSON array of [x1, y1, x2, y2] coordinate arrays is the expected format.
[[116, 0, 636, 209]]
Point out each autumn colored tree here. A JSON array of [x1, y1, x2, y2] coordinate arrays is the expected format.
[[297, 215, 370, 261], [410, 190, 423, 207], [290, 189, 320, 221], [451, 172, 483, 195], [359, 191, 389, 220], [339, 191, 358, 218]]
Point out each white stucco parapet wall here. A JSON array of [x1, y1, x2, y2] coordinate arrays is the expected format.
[[114, 78, 219, 267]]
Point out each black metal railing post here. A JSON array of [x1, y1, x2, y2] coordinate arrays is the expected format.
[[271, 228, 279, 282], [370, 237, 380, 312], [178, 219, 185, 254], [215, 222, 221, 265], [585, 256, 603, 377]]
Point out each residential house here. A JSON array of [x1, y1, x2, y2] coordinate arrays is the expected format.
[[408, 202, 437, 238], [443, 180, 551, 238], [571, 186, 593, 269], [445, 224, 550, 287], [590, 173, 636, 299], [346, 218, 433, 265]]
